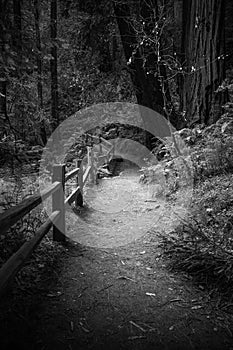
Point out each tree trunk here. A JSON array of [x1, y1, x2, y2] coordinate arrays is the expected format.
[[0, 0, 7, 124], [34, 0, 47, 145], [0, 79, 7, 120], [50, 0, 59, 130], [181, 0, 226, 125], [114, 1, 171, 148], [225, 0, 233, 70], [13, 0, 22, 62], [114, 1, 181, 140], [34, 0, 43, 109]]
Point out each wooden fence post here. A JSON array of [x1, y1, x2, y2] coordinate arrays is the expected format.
[[106, 152, 109, 164], [52, 164, 66, 242], [87, 146, 94, 183], [87, 146, 91, 167], [112, 140, 115, 160], [99, 136, 102, 155], [90, 147, 95, 184], [97, 137, 102, 169], [76, 159, 83, 206]]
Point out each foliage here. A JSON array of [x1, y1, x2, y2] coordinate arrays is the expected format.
[[217, 67, 233, 114], [139, 133, 192, 196], [160, 174, 233, 297], [158, 121, 233, 299], [191, 136, 233, 181], [0, 176, 47, 265], [0, 0, 134, 154]]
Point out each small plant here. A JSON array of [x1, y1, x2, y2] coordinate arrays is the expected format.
[[140, 133, 193, 197], [191, 135, 233, 181]]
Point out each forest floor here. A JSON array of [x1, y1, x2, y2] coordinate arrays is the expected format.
[[1, 160, 233, 350]]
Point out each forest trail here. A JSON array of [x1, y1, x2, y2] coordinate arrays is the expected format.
[[65, 160, 186, 249], [7, 161, 233, 349]]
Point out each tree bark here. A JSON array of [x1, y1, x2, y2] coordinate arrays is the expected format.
[[225, 0, 233, 70], [181, 0, 226, 125], [34, 0, 47, 145], [34, 0, 43, 109], [0, 0, 7, 123], [114, 0, 181, 138], [50, 0, 59, 130], [13, 0, 22, 61]]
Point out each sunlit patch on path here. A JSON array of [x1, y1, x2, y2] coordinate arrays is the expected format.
[[66, 160, 189, 248]]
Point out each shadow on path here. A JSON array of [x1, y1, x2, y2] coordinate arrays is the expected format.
[[3, 160, 233, 349]]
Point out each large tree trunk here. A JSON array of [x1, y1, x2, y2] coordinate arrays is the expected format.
[[13, 0, 22, 64], [34, 0, 43, 109], [0, 0, 7, 126], [225, 0, 233, 71], [34, 0, 47, 145], [50, 0, 59, 130], [181, 0, 226, 125]]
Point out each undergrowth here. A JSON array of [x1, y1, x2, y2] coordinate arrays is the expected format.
[[0, 175, 65, 294], [156, 127, 233, 301]]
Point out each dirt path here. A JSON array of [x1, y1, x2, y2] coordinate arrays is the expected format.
[[65, 160, 190, 249], [14, 161, 233, 349]]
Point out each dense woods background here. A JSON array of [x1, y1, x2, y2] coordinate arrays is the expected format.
[[0, 0, 232, 160]]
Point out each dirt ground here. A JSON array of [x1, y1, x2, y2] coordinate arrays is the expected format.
[[1, 160, 233, 350]]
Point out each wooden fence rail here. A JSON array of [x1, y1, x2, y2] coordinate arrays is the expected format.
[[0, 136, 115, 296]]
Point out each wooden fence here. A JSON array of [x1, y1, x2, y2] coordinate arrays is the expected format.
[[0, 135, 115, 296]]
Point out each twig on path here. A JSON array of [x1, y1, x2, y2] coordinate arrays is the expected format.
[[79, 324, 90, 333], [70, 321, 74, 332], [129, 321, 146, 333], [97, 284, 114, 293], [158, 298, 185, 307], [117, 276, 137, 282], [77, 286, 88, 298], [107, 288, 110, 304], [128, 335, 146, 340], [79, 319, 91, 333], [46, 291, 63, 297], [141, 322, 156, 331]]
